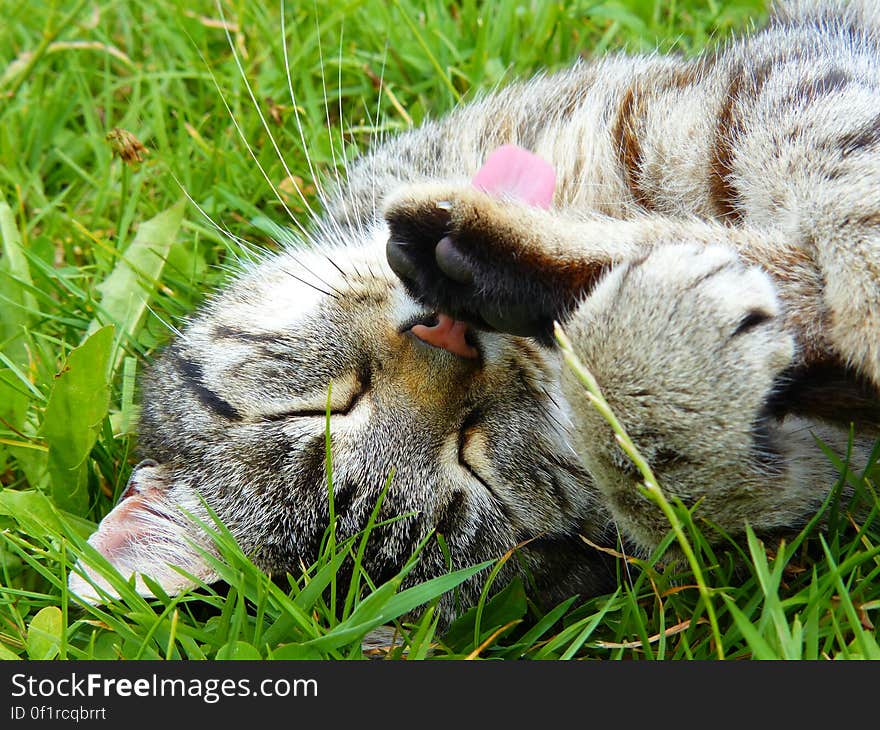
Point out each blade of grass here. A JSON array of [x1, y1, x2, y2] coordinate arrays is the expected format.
[[555, 323, 724, 659]]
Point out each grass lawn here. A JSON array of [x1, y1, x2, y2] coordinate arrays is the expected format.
[[1, 0, 879, 660]]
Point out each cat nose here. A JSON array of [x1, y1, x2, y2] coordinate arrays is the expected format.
[[407, 313, 479, 359]]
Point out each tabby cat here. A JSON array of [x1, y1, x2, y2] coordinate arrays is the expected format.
[[69, 0, 880, 622]]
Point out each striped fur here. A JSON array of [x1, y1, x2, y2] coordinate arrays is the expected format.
[[71, 1, 880, 620]]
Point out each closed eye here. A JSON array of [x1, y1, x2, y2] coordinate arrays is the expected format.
[[259, 366, 371, 421]]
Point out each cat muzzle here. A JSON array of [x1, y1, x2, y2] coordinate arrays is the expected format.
[[407, 312, 479, 359]]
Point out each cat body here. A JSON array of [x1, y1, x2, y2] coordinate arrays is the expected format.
[[70, 0, 880, 621]]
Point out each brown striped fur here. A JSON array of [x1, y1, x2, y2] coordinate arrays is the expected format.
[[71, 1, 880, 616]]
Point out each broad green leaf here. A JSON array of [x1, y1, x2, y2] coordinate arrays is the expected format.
[[42, 326, 114, 515], [90, 199, 185, 368], [304, 561, 493, 653], [0, 201, 33, 298], [27, 606, 63, 660], [87, 633, 121, 661], [305, 580, 402, 653], [121, 638, 160, 660], [294, 544, 354, 611], [3, 442, 48, 494], [0, 642, 21, 660], [0, 488, 96, 539], [379, 561, 494, 621], [499, 595, 579, 659], [0, 198, 39, 370], [443, 576, 527, 651], [0, 488, 63, 536], [118, 355, 138, 435], [0, 366, 48, 489], [269, 643, 324, 660], [0, 369, 30, 433], [216, 641, 262, 660]]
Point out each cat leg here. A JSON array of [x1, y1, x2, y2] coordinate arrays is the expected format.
[[384, 183, 636, 340], [720, 78, 880, 392], [383, 183, 830, 359], [383, 184, 869, 548], [384, 183, 880, 433], [800, 190, 880, 391]]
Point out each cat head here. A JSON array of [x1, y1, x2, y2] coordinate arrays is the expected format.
[[68, 219, 615, 619]]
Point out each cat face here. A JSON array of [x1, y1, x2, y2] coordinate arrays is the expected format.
[[69, 225, 615, 618]]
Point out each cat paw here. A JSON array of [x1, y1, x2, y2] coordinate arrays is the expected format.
[[384, 184, 603, 340], [575, 243, 796, 430], [561, 244, 799, 548]]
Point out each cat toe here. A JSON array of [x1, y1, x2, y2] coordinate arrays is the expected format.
[[386, 234, 478, 319], [435, 236, 475, 284], [386, 238, 422, 284]]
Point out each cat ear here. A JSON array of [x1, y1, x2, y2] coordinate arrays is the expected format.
[[68, 460, 219, 602]]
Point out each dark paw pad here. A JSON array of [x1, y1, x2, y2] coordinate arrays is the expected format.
[[385, 189, 594, 340]]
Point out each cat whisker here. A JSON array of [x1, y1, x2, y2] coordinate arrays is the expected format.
[[194, 42, 307, 241], [369, 41, 392, 218], [314, 7, 348, 215], [337, 24, 349, 167], [321, 251, 350, 281], [144, 301, 183, 338], [191, 8, 353, 297], [536, 385, 570, 432], [313, 10, 369, 246], [215, 0, 321, 235], [167, 171, 264, 268], [279, 4, 364, 253], [255, 220, 349, 299], [280, 0, 335, 215], [279, 266, 340, 300]]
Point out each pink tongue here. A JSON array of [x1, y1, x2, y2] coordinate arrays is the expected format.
[[471, 144, 556, 209], [411, 145, 556, 358], [411, 313, 478, 359]]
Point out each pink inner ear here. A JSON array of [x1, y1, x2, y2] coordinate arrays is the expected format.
[[90, 492, 156, 558], [471, 144, 556, 208], [68, 468, 218, 602]]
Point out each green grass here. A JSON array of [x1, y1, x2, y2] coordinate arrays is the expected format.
[[2, 0, 879, 660]]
